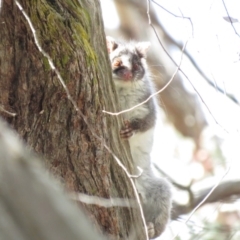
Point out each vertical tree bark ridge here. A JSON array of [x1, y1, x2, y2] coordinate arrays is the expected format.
[[0, 118, 107, 240], [0, 0, 145, 239]]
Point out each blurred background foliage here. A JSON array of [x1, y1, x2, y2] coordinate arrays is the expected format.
[[101, 0, 240, 239]]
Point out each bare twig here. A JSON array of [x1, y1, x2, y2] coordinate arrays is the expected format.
[[0, 105, 17, 117], [146, 0, 151, 25], [129, 166, 143, 179], [70, 193, 137, 208], [151, 0, 194, 37], [153, 163, 192, 191], [159, 25, 239, 105], [222, 0, 240, 37]]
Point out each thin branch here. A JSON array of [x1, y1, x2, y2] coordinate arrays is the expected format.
[[181, 47, 239, 105], [222, 0, 240, 37], [153, 163, 192, 191], [0, 105, 17, 117], [151, 0, 194, 37], [129, 166, 143, 179], [153, 163, 195, 208], [161, 25, 239, 105], [70, 193, 137, 208]]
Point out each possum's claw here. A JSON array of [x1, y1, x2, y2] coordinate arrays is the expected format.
[[120, 120, 133, 139]]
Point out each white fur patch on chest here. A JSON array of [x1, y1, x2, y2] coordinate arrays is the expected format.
[[129, 128, 155, 170], [115, 81, 149, 121]]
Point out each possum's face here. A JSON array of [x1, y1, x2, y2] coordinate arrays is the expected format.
[[106, 36, 150, 82]]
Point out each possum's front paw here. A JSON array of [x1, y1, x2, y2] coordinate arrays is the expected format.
[[147, 222, 155, 239], [120, 120, 133, 139]]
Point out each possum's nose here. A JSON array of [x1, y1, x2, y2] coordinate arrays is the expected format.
[[113, 67, 133, 81], [122, 69, 133, 80]]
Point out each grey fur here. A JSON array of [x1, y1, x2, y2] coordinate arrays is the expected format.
[[107, 37, 172, 239]]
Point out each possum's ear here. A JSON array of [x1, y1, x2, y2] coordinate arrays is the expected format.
[[106, 36, 118, 53], [135, 42, 151, 58]]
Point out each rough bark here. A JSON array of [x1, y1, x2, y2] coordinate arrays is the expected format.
[[0, 118, 107, 240], [0, 0, 145, 239]]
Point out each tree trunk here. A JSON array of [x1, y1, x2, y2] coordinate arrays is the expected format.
[[0, 0, 145, 239], [0, 118, 107, 240]]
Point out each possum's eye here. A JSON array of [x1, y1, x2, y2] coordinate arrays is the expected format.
[[113, 59, 122, 68], [133, 63, 139, 71]]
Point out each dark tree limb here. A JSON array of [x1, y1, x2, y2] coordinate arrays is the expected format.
[[153, 163, 240, 220], [172, 180, 240, 220]]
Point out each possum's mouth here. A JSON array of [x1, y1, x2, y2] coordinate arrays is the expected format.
[[113, 67, 133, 81]]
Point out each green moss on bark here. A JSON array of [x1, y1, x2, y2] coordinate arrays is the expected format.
[[25, 0, 97, 83]]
